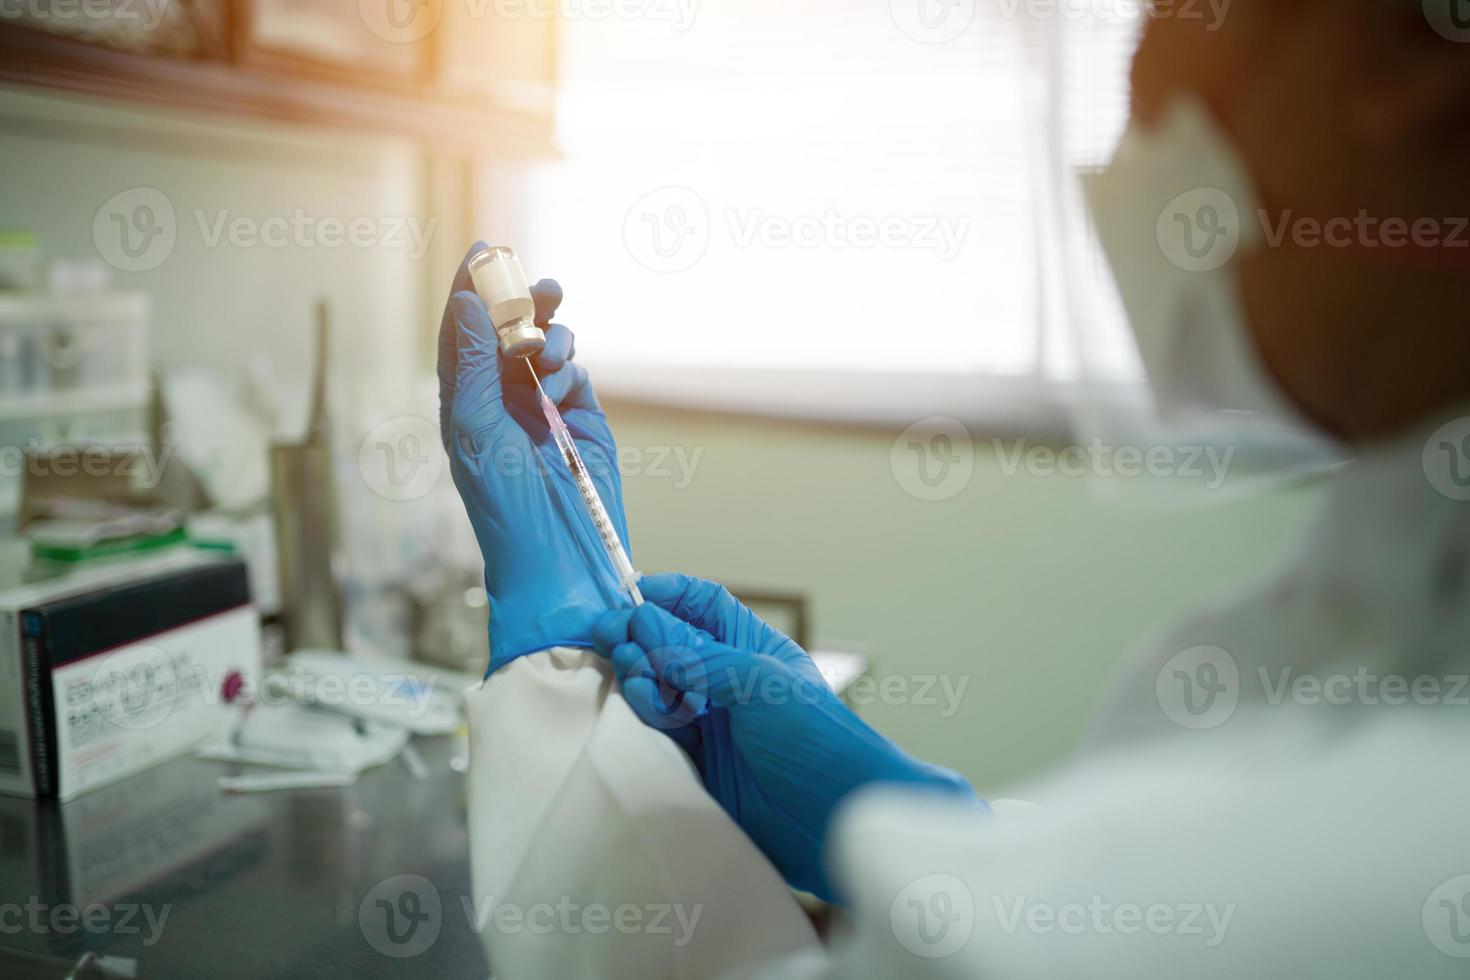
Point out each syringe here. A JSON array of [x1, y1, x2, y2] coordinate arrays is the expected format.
[[525, 359, 644, 608], [466, 243, 643, 607]]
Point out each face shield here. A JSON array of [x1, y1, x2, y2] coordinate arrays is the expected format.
[[1021, 9, 1344, 506]]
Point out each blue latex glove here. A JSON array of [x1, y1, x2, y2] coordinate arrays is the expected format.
[[439, 243, 633, 673], [593, 574, 979, 902]]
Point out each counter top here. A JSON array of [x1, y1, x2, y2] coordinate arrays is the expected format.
[[0, 736, 490, 979]]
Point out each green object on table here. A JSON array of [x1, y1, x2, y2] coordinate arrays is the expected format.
[[30, 526, 188, 563]]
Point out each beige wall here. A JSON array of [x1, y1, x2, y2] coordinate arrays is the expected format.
[[607, 400, 1321, 793], [0, 85, 470, 588], [0, 86, 439, 422]]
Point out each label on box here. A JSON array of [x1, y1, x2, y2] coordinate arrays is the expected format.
[[50, 607, 258, 800]]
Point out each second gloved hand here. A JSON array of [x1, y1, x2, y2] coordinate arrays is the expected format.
[[593, 575, 979, 902]]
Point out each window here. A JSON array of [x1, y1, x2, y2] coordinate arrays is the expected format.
[[484, 0, 1143, 426]]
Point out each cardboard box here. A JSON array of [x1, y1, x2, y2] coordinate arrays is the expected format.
[[0, 552, 261, 801]]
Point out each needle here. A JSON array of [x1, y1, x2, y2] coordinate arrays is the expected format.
[[525, 356, 548, 396]]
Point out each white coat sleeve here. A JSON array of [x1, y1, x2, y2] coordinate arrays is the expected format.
[[465, 647, 821, 980], [726, 711, 1470, 980]]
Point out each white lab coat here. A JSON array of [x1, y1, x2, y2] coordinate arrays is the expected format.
[[467, 419, 1470, 979], [464, 648, 820, 979]]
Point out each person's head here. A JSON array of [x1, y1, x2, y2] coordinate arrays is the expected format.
[[1130, 0, 1470, 443]]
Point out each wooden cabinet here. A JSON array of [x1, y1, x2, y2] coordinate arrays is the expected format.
[[0, 0, 232, 57], [437, 1, 557, 115], [0, 0, 555, 153]]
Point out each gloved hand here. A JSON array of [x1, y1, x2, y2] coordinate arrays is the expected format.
[[593, 574, 979, 902], [439, 243, 633, 673]]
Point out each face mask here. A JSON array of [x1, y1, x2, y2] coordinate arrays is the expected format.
[[1080, 96, 1318, 438]]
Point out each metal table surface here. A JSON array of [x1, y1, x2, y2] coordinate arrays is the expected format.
[[0, 736, 490, 979]]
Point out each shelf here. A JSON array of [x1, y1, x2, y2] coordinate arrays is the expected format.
[[0, 23, 554, 157], [0, 380, 149, 422], [0, 292, 150, 326]]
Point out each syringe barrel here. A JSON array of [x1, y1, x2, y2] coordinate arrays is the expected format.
[[467, 246, 546, 358], [550, 424, 643, 606]]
